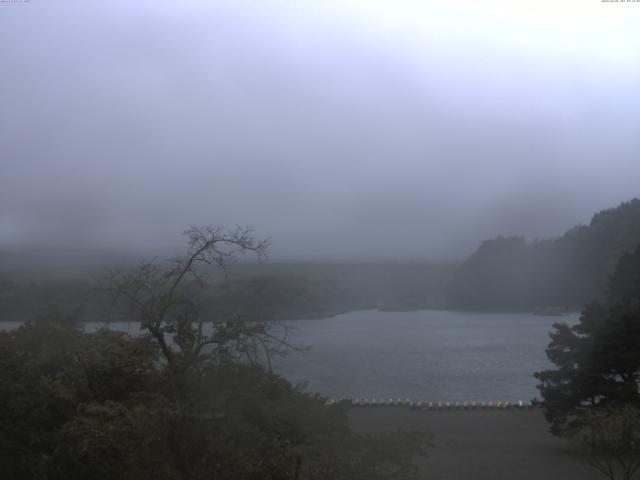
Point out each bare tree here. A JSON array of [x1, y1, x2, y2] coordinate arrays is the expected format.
[[109, 225, 293, 372]]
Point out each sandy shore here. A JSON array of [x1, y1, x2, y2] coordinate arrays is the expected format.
[[349, 407, 602, 480]]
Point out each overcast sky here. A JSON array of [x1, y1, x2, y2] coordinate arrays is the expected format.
[[1, 0, 639, 260]]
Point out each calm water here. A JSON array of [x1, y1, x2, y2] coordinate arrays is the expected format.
[[273, 309, 579, 402], [0, 309, 578, 402]]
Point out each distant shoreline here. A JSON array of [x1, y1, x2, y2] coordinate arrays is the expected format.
[[0, 307, 581, 326]]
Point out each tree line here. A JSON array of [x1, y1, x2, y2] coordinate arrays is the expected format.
[[536, 243, 640, 479], [0, 226, 426, 480], [448, 199, 640, 310]]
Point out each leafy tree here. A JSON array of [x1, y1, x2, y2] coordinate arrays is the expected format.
[[535, 244, 640, 437], [0, 226, 427, 480], [0, 312, 162, 479], [570, 405, 640, 480]]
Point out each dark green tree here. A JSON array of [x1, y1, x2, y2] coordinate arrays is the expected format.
[[570, 405, 640, 480], [535, 244, 640, 436]]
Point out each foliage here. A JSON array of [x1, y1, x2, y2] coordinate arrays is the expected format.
[[570, 405, 640, 480], [0, 226, 427, 479], [535, 244, 640, 437], [449, 198, 640, 309], [0, 314, 162, 479]]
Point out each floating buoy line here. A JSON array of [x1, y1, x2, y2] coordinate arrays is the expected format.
[[325, 398, 538, 410]]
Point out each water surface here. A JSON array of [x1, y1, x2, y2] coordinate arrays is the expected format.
[[273, 309, 579, 401], [1, 309, 578, 402]]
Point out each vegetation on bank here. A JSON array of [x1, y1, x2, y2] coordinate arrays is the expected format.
[[0, 226, 426, 480], [536, 244, 640, 479], [0, 316, 425, 480]]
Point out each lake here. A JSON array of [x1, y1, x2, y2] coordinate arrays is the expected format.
[[0, 309, 579, 402], [274, 309, 579, 402]]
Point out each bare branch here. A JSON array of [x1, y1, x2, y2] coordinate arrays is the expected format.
[[107, 225, 273, 372]]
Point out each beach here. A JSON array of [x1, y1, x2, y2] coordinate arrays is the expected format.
[[350, 407, 602, 480]]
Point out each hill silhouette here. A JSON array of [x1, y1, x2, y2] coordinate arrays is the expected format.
[[448, 199, 640, 310]]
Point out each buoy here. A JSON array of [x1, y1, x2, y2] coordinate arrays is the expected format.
[[325, 396, 544, 410]]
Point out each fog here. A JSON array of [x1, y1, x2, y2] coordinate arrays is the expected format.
[[1, 0, 639, 260]]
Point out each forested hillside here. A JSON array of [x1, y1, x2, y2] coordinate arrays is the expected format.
[[0, 259, 455, 322], [448, 199, 640, 310], [4, 199, 638, 318]]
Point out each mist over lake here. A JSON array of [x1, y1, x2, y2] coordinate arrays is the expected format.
[[2, 1, 639, 477]]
